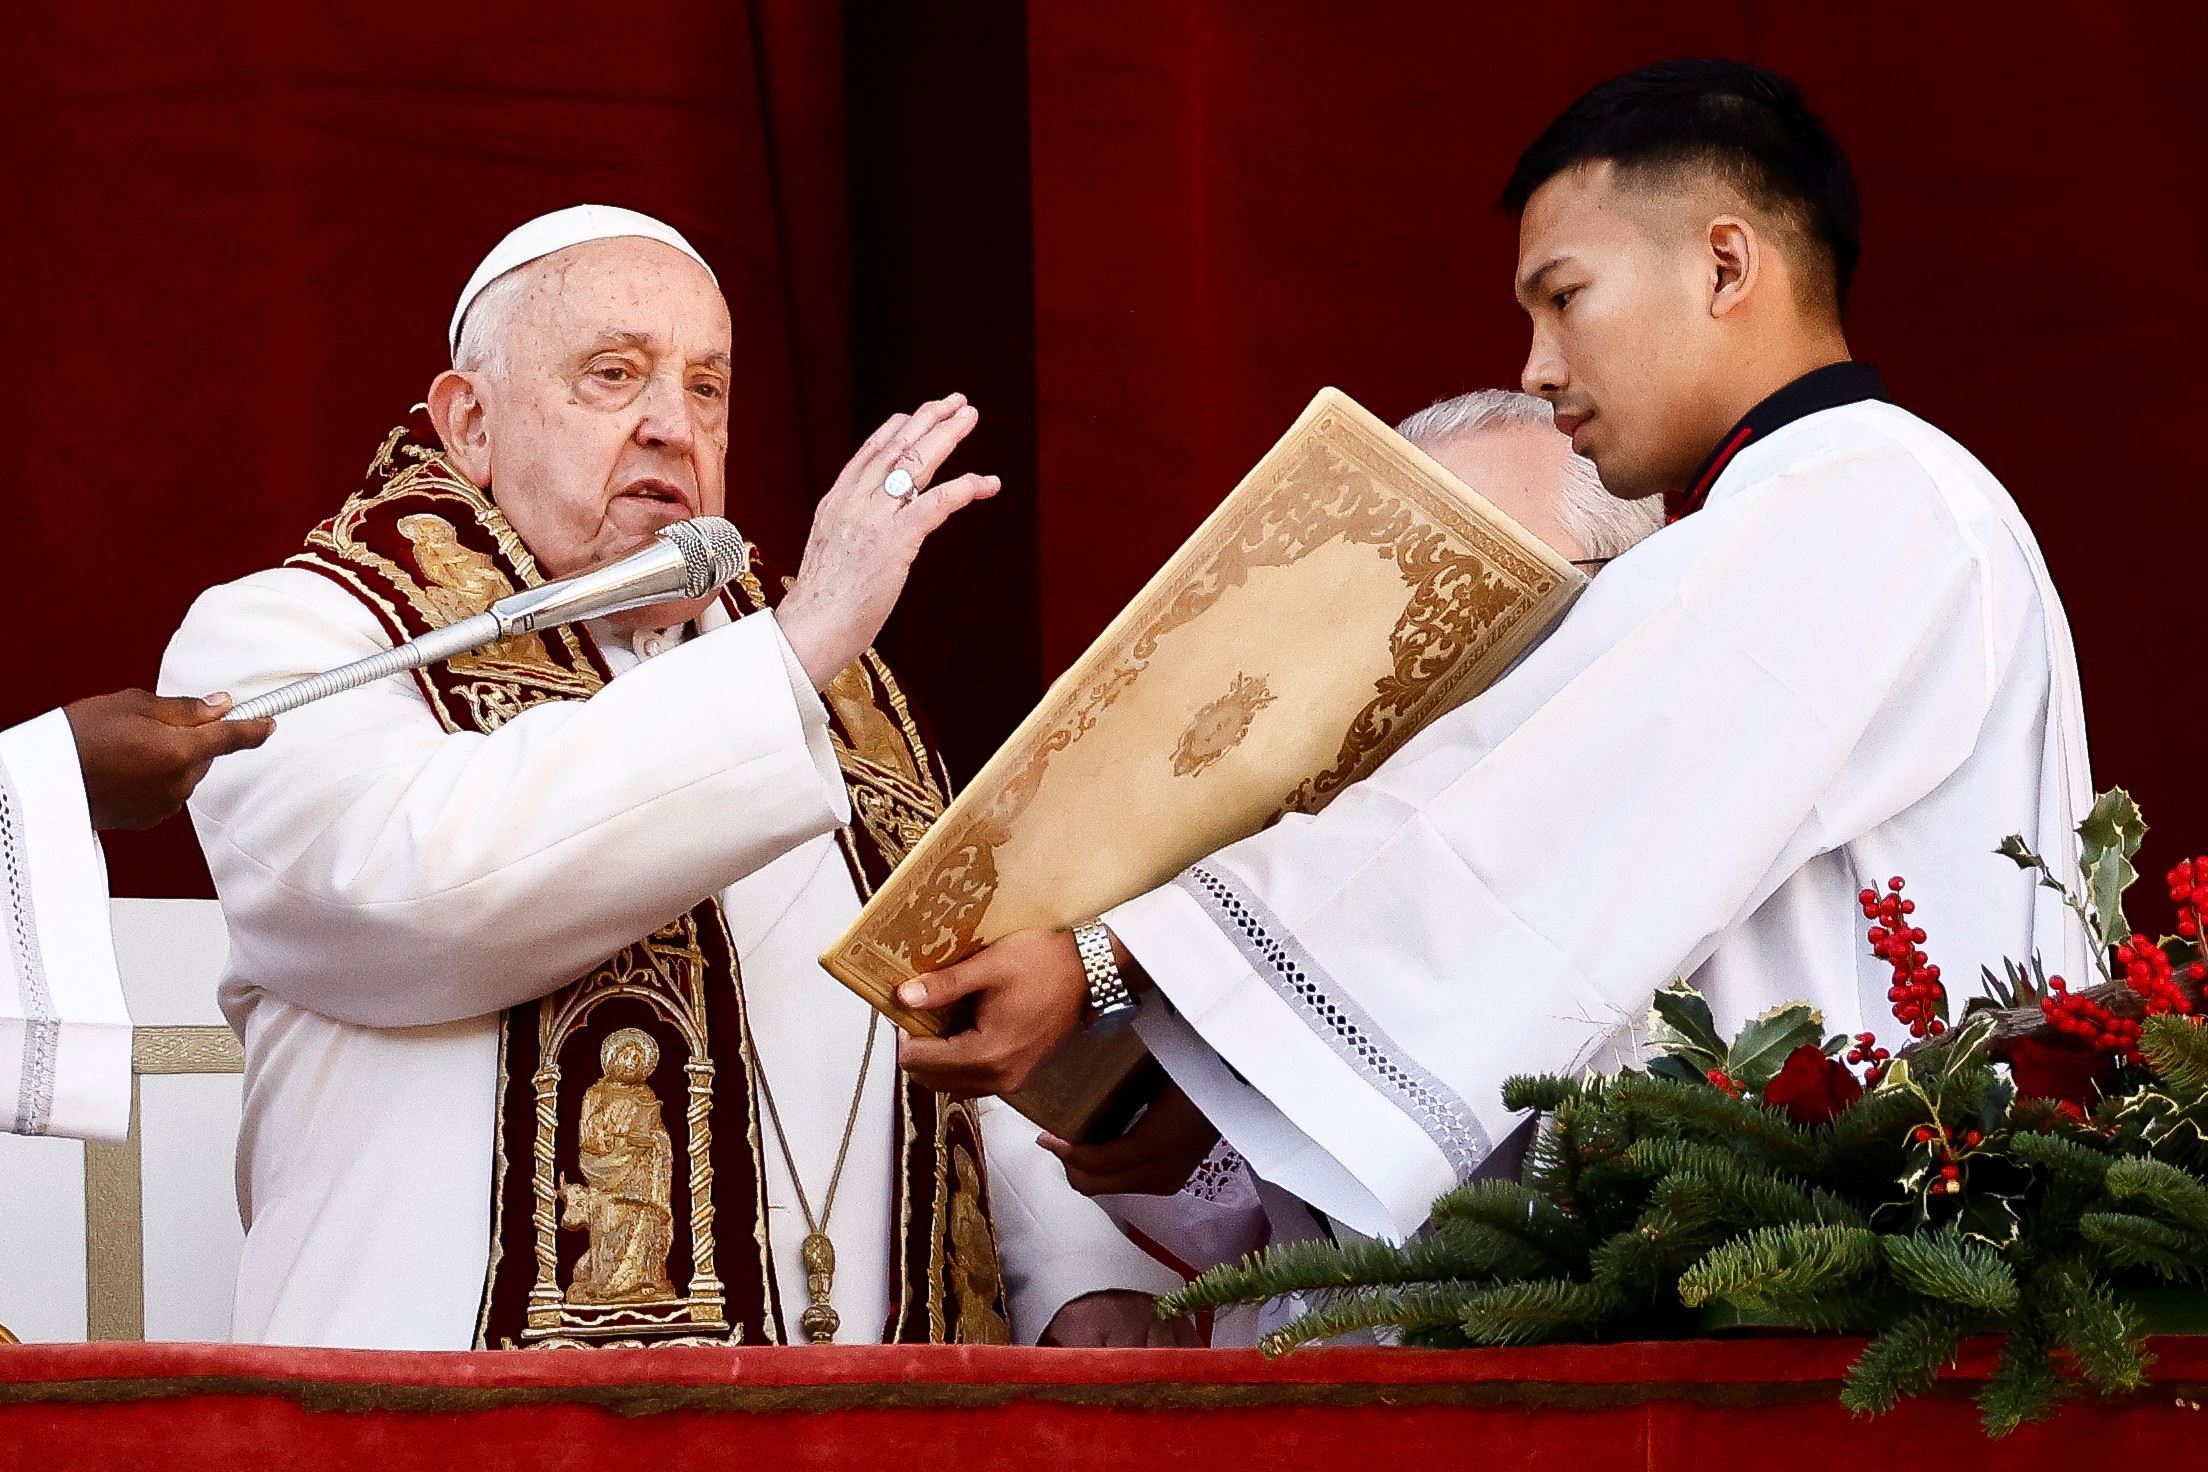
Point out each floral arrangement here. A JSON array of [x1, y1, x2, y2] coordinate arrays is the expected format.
[[1161, 791, 2208, 1435]]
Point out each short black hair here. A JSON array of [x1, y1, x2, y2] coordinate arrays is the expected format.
[[1501, 59, 1861, 314]]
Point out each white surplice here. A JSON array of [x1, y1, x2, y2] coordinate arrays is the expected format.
[[0, 712, 132, 1145], [160, 572, 1176, 1349], [1107, 399, 2093, 1243]]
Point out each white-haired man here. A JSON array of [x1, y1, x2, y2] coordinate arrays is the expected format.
[[1084, 391, 1658, 1343], [1397, 389, 1663, 569], [161, 206, 1183, 1350]]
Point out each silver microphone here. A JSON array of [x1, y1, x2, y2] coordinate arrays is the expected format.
[[226, 517, 749, 721]]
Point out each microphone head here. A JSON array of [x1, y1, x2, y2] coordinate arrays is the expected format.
[[656, 516, 750, 598]]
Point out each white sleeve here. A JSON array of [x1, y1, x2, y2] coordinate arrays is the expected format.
[[1110, 449, 1999, 1241], [975, 1096, 1186, 1343], [159, 568, 851, 1027], [0, 710, 131, 1143]]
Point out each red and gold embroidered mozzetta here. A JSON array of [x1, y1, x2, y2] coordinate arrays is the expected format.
[[285, 420, 1010, 1348]]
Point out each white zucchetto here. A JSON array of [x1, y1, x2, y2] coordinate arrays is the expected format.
[[447, 204, 716, 355]]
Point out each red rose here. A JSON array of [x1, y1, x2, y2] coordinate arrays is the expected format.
[[1762, 1044, 1865, 1126], [2002, 1034, 2120, 1108]]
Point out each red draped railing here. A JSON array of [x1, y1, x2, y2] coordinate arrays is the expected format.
[[3, 1337, 2205, 1468]]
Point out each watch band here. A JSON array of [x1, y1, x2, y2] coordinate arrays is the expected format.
[[1073, 920, 1140, 1033]]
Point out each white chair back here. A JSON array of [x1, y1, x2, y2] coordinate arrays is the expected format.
[[0, 898, 243, 1341]]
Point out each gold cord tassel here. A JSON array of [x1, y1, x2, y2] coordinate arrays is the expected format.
[[798, 1231, 840, 1343]]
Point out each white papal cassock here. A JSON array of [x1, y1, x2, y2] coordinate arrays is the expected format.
[[0, 712, 131, 1145], [161, 577, 1176, 1349], [1107, 394, 2093, 1244]]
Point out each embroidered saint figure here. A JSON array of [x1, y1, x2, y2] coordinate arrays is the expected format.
[[561, 1027, 677, 1304], [395, 513, 550, 664], [947, 1147, 1012, 1344]]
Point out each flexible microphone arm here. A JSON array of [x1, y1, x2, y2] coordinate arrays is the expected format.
[[225, 517, 748, 721]]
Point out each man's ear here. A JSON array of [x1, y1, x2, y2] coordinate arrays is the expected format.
[[425, 370, 494, 487], [1707, 215, 1759, 320]]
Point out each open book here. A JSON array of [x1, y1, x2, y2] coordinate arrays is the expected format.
[[821, 388, 1584, 1139]]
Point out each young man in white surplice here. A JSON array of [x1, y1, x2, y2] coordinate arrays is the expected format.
[[897, 61, 2093, 1269]]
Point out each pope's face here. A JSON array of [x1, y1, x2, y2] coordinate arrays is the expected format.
[[1514, 163, 1731, 501], [466, 238, 733, 628]]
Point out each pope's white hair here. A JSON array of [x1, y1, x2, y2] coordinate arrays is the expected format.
[[451, 264, 537, 379], [1396, 389, 1664, 561]]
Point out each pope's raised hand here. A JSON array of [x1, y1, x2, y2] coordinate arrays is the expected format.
[[777, 394, 1000, 689]]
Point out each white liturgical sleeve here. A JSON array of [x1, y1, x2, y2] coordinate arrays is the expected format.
[[0, 710, 131, 1143]]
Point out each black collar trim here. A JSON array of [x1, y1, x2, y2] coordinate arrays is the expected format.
[[1672, 361, 1891, 520]]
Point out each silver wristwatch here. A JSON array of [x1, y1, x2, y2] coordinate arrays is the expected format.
[[1073, 920, 1141, 1033]]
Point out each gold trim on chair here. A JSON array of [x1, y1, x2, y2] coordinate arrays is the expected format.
[[82, 1026, 245, 1342]]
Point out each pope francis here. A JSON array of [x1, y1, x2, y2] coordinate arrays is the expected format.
[[159, 205, 1183, 1350]]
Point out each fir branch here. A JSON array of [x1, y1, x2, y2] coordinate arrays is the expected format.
[[1603, 1073, 1818, 1169], [1675, 1223, 1881, 1313], [1520, 1099, 1656, 1238], [1258, 1282, 1484, 1354], [1500, 1073, 1585, 1114], [1817, 1083, 1924, 1156], [2076, 1212, 2208, 1281], [1880, 1230, 2019, 1315], [1426, 1178, 1588, 1262], [1456, 1279, 1620, 1347], [1839, 1305, 1975, 1416], [1978, 1325, 2067, 1437], [2142, 1014, 2208, 1099], [1159, 1226, 1529, 1316], [2037, 1266, 2151, 1394], [1587, 1207, 1720, 1301], [2105, 1155, 2208, 1233], [1628, 1138, 1867, 1228], [2006, 1129, 2115, 1188]]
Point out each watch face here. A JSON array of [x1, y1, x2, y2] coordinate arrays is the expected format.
[[1089, 1000, 1140, 1036]]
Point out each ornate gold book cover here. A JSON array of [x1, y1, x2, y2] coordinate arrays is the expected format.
[[822, 388, 1585, 1138]]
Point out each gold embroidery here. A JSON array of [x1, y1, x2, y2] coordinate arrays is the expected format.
[[297, 434, 601, 706], [947, 1139, 1010, 1344], [827, 661, 923, 782], [395, 513, 552, 667], [561, 1028, 678, 1305], [524, 917, 733, 1343], [1173, 673, 1277, 778]]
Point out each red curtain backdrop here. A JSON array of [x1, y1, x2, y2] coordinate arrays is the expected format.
[[5, 1, 2205, 900], [1024, 0, 2208, 887]]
